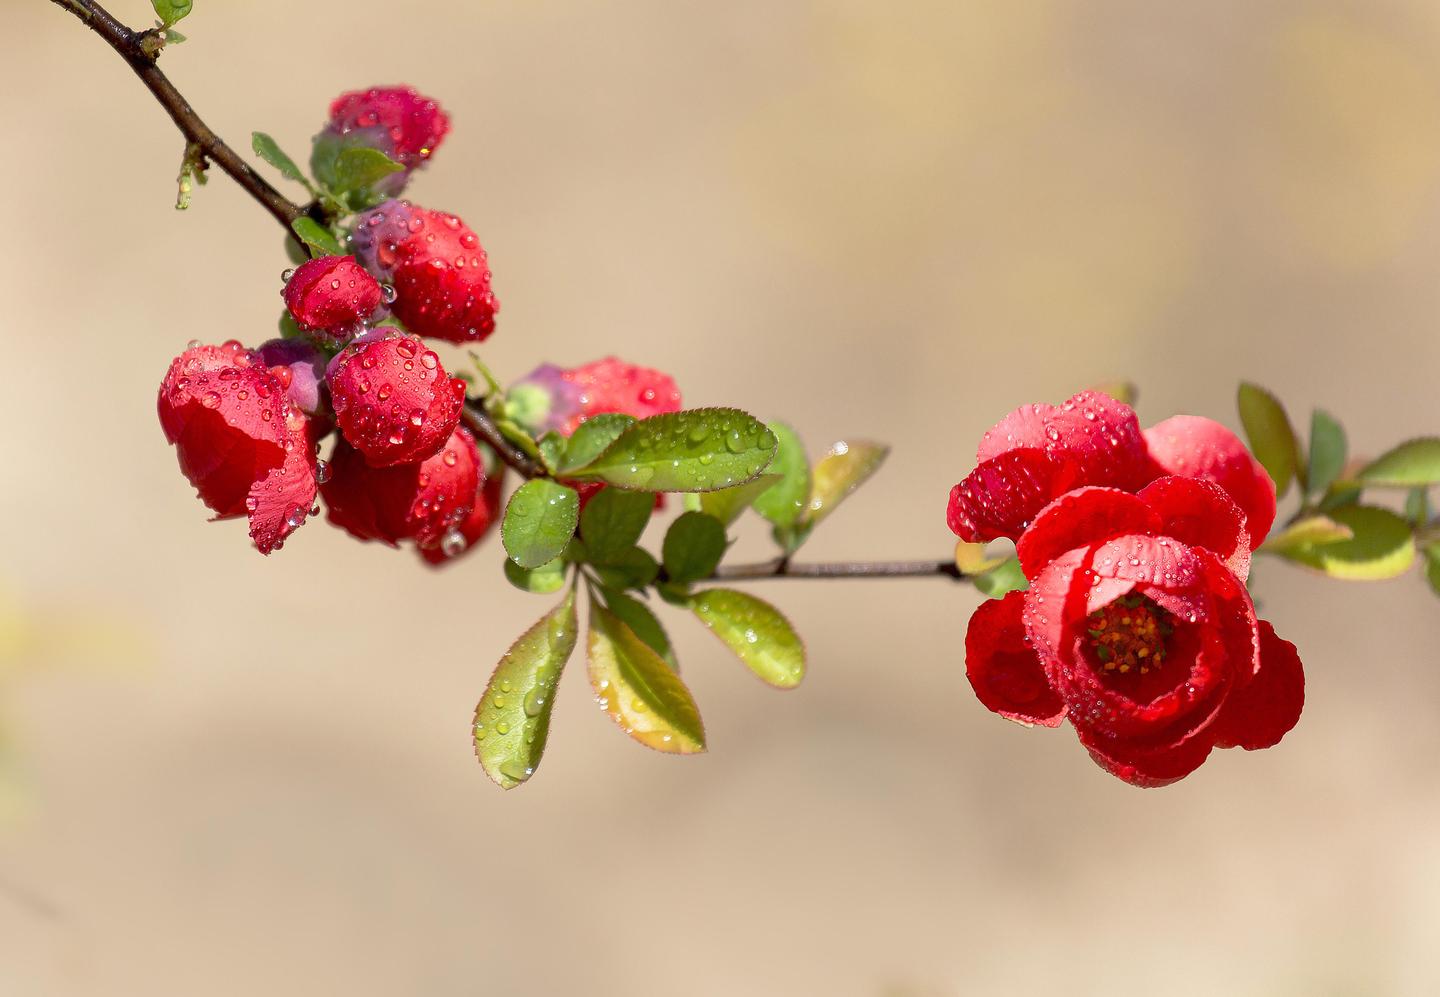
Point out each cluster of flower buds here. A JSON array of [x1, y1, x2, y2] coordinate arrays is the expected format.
[[157, 86, 679, 563], [949, 391, 1304, 786]]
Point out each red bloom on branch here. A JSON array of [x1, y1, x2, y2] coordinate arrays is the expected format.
[[281, 255, 383, 346], [964, 481, 1303, 787], [327, 333, 465, 467], [350, 200, 498, 343], [157, 341, 318, 554], [508, 357, 682, 436], [326, 86, 449, 170], [947, 392, 1277, 549], [321, 426, 482, 548], [418, 458, 504, 566]]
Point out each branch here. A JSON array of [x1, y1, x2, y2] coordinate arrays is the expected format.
[[710, 558, 966, 581], [461, 402, 546, 479], [48, 0, 306, 233]]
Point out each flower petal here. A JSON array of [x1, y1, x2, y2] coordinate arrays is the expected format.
[[1211, 619, 1304, 750], [1144, 415, 1277, 546], [1076, 723, 1216, 788], [1016, 487, 1161, 579], [947, 449, 1059, 542], [1138, 475, 1251, 579], [965, 592, 1065, 727], [246, 408, 318, 555]]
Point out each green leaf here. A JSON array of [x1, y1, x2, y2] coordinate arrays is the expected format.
[[537, 432, 567, 474], [277, 310, 305, 341], [290, 217, 344, 259], [751, 422, 810, 529], [803, 439, 889, 529], [599, 588, 677, 670], [163, 28, 186, 44], [493, 416, 544, 462], [473, 589, 578, 789], [696, 474, 781, 527], [1319, 482, 1363, 512], [251, 132, 313, 191], [690, 589, 805, 689], [1261, 515, 1354, 555], [1405, 487, 1432, 526], [1307, 409, 1348, 498], [568, 408, 777, 493], [662, 512, 728, 584], [590, 547, 660, 591], [1281, 505, 1416, 580], [579, 488, 654, 563], [974, 557, 1029, 599], [1237, 383, 1300, 497], [557, 414, 636, 474], [503, 557, 568, 595], [1425, 545, 1440, 597], [1357, 438, 1440, 488], [587, 604, 706, 754], [502, 480, 580, 569], [330, 146, 405, 196], [150, 0, 192, 28]]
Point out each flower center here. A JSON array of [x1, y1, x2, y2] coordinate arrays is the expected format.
[[1086, 595, 1173, 675]]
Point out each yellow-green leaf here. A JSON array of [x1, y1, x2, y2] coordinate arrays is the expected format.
[[587, 605, 705, 754], [1238, 382, 1300, 497], [473, 589, 578, 789], [1261, 515, 1354, 555], [954, 540, 1007, 575], [804, 439, 889, 528], [751, 422, 810, 529], [690, 588, 805, 689], [570, 409, 777, 493], [1307, 410, 1347, 498], [1425, 545, 1440, 597], [1357, 438, 1440, 488], [1282, 505, 1416, 580], [697, 474, 781, 526]]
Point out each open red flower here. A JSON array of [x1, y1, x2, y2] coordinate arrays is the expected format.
[[321, 425, 481, 548], [157, 341, 318, 554], [948, 393, 1278, 550], [964, 481, 1303, 787], [947, 391, 1152, 543]]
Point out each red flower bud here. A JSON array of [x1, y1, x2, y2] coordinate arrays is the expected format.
[[327, 333, 465, 467], [418, 456, 504, 566], [281, 255, 383, 346], [508, 357, 682, 436], [321, 426, 480, 547], [351, 200, 498, 343], [157, 341, 318, 554], [325, 86, 449, 171]]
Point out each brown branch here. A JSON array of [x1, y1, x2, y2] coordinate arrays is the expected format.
[[461, 402, 546, 479], [710, 558, 965, 581], [48, 0, 306, 233]]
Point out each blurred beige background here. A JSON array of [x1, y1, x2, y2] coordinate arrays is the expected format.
[[4, 0, 1440, 993]]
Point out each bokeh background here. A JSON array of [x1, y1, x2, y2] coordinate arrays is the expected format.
[[4, 0, 1440, 993]]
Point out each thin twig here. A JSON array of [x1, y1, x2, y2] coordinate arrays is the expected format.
[[461, 402, 546, 478], [47, 0, 306, 233], [710, 558, 966, 581]]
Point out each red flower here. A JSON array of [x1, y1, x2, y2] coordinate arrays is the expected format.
[[321, 425, 481, 548], [325, 86, 449, 170], [327, 333, 465, 467], [350, 200, 498, 343], [964, 481, 1303, 787], [281, 255, 383, 346], [418, 456, 504, 566], [157, 341, 318, 554], [508, 357, 682, 436], [947, 392, 1277, 549]]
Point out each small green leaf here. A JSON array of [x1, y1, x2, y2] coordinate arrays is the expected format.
[[1319, 482, 1364, 512], [568, 409, 777, 493], [502, 480, 580, 569], [330, 146, 405, 196], [803, 439, 889, 529], [690, 588, 805, 689], [474, 589, 578, 789], [751, 422, 810, 529], [557, 414, 636, 474], [580, 488, 654, 563], [290, 217, 344, 258], [697, 474, 782, 526], [1282, 505, 1416, 580], [590, 547, 660, 591], [493, 416, 544, 462], [974, 557, 1029, 599], [1237, 383, 1300, 497], [163, 28, 186, 44], [953, 540, 1007, 575], [1425, 545, 1440, 597], [1262, 515, 1354, 555], [503, 557, 568, 594], [599, 588, 677, 670], [251, 132, 313, 191], [150, 0, 192, 28], [662, 512, 728, 584], [1357, 438, 1440, 488], [1404, 487, 1432, 526], [537, 432, 567, 474], [277, 310, 305, 341], [1307, 410, 1348, 498], [587, 604, 705, 754]]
